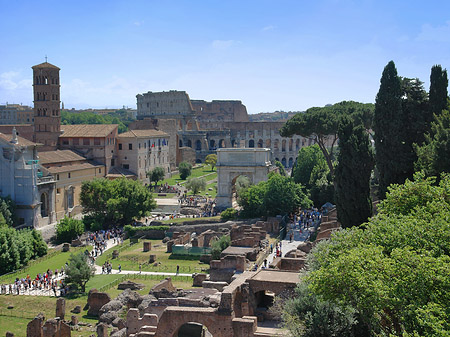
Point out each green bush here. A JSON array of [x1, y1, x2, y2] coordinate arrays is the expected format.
[[179, 161, 193, 180], [124, 224, 169, 238], [211, 235, 231, 260], [56, 216, 84, 243], [220, 208, 237, 221]]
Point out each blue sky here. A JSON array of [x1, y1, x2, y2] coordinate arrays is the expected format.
[[1, 0, 450, 113]]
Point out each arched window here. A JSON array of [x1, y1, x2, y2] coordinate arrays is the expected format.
[[274, 139, 279, 151], [187, 139, 192, 148], [289, 139, 293, 151], [282, 140, 286, 152], [219, 139, 225, 148], [281, 158, 287, 167], [209, 139, 216, 149], [266, 139, 271, 148], [296, 139, 300, 151], [179, 139, 183, 148], [248, 139, 255, 148], [289, 157, 294, 167]]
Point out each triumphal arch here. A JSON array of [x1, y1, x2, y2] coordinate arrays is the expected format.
[[216, 148, 271, 209]]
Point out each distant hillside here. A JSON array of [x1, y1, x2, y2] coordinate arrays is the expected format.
[[249, 111, 303, 122]]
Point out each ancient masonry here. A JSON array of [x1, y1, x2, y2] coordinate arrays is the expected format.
[[134, 90, 333, 169]]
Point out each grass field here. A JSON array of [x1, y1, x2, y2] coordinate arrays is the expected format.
[[95, 239, 208, 274], [162, 165, 217, 186], [186, 182, 217, 198], [0, 274, 194, 337], [0, 246, 92, 284]]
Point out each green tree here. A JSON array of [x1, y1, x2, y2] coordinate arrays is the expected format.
[[211, 235, 231, 260], [281, 101, 374, 176], [179, 161, 192, 180], [0, 196, 16, 227], [373, 61, 405, 198], [234, 175, 251, 198], [220, 208, 237, 221], [56, 216, 85, 243], [205, 154, 217, 171], [81, 178, 156, 226], [185, 177, 206, 195], [275, 160, 287, 176], [146, 167, 166, 188], [64, 252, 94, 292], [429, 65, 449, 117], [334, 118, 374, 228], [239, 174, 312, 218]]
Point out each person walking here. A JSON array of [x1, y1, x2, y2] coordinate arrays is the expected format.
[[139, 264, 142, 274], [176, 265, 180, 275]]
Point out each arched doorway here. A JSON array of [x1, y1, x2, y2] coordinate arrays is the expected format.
[[187, 140, 192, 148], [257, 139, 263, 148], [179, 139, 183, 148], [265, 139, 271, 148], [209, 139, 216, 150], [296, 139, 300, 151], [281, 158, 287, 167], [195, 140, 202, 151], [219, 139, 225, 148], [40, 193, 48, 217], [176, 322, 211, 337], [248, 139, 255, 148], [288, 157, 294, 167], [274, 140, 279, 151]]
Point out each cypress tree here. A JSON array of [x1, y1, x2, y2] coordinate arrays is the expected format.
[[335, 117, 374, 228], [373, 61, 404, 198], [429, 65, 449, 117]]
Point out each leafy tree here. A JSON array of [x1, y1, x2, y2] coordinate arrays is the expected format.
[[373, 61, 405, 198], [146, 167, 165, 188], [185, 177, 206, 195], [30, 229, 47, 258], [334, 117, 374, 228], [294, 174, 450, 336], [211, 235, 231, 260], [239, 174, 312, 218], [281, 101, 374, 176], [205, 154, 217, 171], [234, 175, 251, 197], [220, 208, 237, 221], [275, 160, 287, 176], [65, 252, 94, 292], [56, 216, 84, 243], [0, 196, 16, 227], [81, 178, 156, 226], [429, 65, 449, 117], [179, 161, 192, 180], [61, 110, 131, 133]]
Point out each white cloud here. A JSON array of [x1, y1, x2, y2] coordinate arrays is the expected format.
[[262, 25, 275, 32], [417, 21, 450, 42], [0, 71, 32, 91], [211, 40, 237, 50]]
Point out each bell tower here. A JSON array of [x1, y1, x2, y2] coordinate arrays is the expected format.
[[32, 61, 61, 151]]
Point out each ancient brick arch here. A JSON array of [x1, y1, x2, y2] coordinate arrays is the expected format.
[[154, 307, 234, 337]]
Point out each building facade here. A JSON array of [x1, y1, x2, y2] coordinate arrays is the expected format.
[[0, 104, 34, 125]]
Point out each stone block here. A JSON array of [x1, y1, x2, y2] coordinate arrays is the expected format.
[[150, 278, 175, 292], [96, 323, 108, 337], [71, 315, 78, 326], [112, 250, 119, 259], [143, 242, 151, 252], [148, 255, 156, 263], [87, 290, 111, 317], [6, 332, 14, 337], [192, 273, 208, 287], [59, 321, 71, 337], [26, 314, 44, 337], [56, 298, 65, 320], [62, 243, 70, 252], [42, 319, 58, 337], [202, 281, 228, 292]]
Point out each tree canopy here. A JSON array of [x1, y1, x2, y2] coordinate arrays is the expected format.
[[280, 101, 374, 176], [283, 173, 450, 336], [185, 177, 206, 195], [0, 196, 16, 227], [238, 173, 311, 218], [80, 178, 156, 226], [178, 161, 192, 180], [334, 117, 374, 228], [146, 167, 166, 187], [65, 252, 94, 293], [56, 216, 84, 243], [61, 109, 134, 133], [205, 154, 217, 171], [429, 65, 449, 117]]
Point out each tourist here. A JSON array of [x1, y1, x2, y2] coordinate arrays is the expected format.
[[118, 264, 122, 273], [176, 265, 180, 275], [139, 264, 142, 273]]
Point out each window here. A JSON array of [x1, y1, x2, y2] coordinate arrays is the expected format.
[[73, 138, 79, 145], [68, 173, 71, 179], [94, 138, 101, 146], [119, 143, 122, 150], [57, 188, 61, 194], [123, 164, 129, 169], [56, 174, 59, 180], [62, 140, 69, 145], [98, 168, 101, 173], [139, 143, 141, 149], [83, 138, 90, 146], [129, 143, 132, 150]]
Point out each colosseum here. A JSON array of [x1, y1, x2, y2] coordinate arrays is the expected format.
[[133, 90, 326, 168]]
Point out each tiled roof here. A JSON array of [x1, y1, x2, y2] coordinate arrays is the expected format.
[[0, 133, 38, 147], [46, 162, 102, 174], [32, 62, 60, 70], [38, 150, 86, 165], [117, 129, 168, 138], [60, 124, 118, 138]]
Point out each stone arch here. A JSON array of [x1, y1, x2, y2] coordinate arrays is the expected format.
[[275, 157, 279, 162], [231, 139, 236, 147], [187, 139, 192, 148], [257, 139, 263, 148], [282, 139, 286, 152], [281, 157, 287, 167], [289, 139, 293, 151], [210, 139, 216, 150], [219, 139, 226, 148], [176, 322, 211, 336], [288, 157, 294, 167], [265, 139, 271, 148], [248, 139, 255, 148], [195, 139, 202, 151], [40, 193, 48, 217]]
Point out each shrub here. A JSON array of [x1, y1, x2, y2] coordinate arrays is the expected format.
[[179, 161, 192, 180], [56, 216, 84, 243], [186, 177, 206, 195], [220, 208, 237, 221], [211, 235, 231, 260], [124, 224, 169, 238]]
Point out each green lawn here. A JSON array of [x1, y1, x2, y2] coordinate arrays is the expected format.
[[0, 246, 92, 284], [95, 239, 208, 274], [186, 182, 217, 198], [162, 165, 217, 186]]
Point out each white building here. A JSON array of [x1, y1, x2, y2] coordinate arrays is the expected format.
[[116, 129, 170, 181]]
